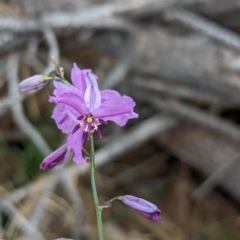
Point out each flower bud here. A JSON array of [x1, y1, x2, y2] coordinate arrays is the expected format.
[[19, 75, 48, 92], [40, 144, 70, 170], [120, 195, 161, 221], [54, 238, 72, 240]]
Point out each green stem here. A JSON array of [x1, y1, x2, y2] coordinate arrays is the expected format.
[[90, 134, 104, 240], [101, 196, 120, 208]]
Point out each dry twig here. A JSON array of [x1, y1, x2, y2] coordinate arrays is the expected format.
[[192, 152, 240, 200], [0, 199, 46, 240], [6, 53, 51, 156], [165, 8, 240, 50], [137, 91, 240, 144]]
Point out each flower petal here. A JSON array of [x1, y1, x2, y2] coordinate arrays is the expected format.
[[101, 89, 121, 101], [86, 72, 98, 87], [93, 93, 138, 126], [53, 80, 66, 88], [71, 63, 92, 92], [40, 144, 70, 169], [50, 85, 89, 117], [51, 104, 77, 134], [84, 84, 101, 113], [67, 127, 87, 164]]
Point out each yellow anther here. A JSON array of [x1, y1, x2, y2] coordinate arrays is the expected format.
[[87, 117, 93, 123]]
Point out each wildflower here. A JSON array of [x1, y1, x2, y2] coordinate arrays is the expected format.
[[119, 195, 161, 221], [19, 75, 50, 92], [49, 63, 138, 165], [40, 144, 70, 169]]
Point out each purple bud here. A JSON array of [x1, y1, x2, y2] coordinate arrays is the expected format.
[[19, 75, 49, 92], [40, 144, 70, 170], [120, 195, 161, 221], [54, 238, 72, 240]]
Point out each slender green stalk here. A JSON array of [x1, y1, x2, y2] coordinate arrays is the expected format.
[[90, 134, 104, 240]]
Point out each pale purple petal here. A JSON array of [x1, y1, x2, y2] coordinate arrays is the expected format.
[[50, 85, 89, 117], [65, 107, 79, 124], [40, 144, 70, 169], [53, 80, 66, 88], [101, 89, 121, 101], [86, 72, 98, 87], [52, 104, 77, 134], [93, 95, 138, 126], [67, 127, 87, 164], [84, 84, 101, 113], [71, 63, 92, 92]]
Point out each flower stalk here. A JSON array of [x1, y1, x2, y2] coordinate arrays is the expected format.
[[90, 134, 104, 240], [18, 60, 159, 240]]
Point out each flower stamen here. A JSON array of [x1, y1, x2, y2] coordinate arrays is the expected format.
[[74, 115, 105, 140], [87, 116, 93, 123]]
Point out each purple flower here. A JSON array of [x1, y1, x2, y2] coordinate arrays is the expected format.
[[19, 75, 49, 92], [48, 63, 138, 165], [120, 195, 161, 221], [40, 144, 70, 169]]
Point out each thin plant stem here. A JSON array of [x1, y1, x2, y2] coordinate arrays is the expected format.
[[90, 134, 104, 240], [101, 196, 120, 208]]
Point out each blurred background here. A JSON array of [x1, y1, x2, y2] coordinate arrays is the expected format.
[[0, 0, 240, 239]]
